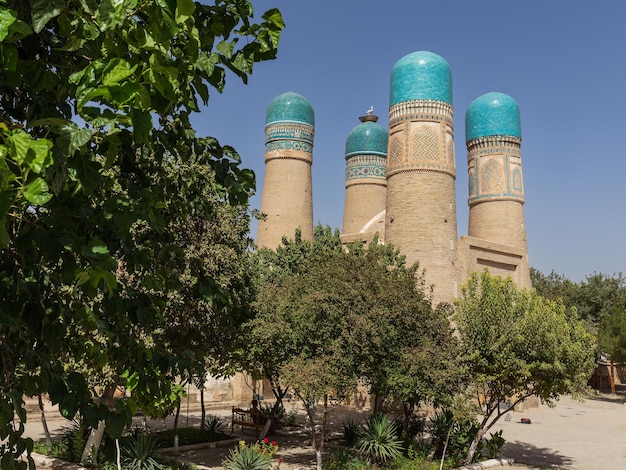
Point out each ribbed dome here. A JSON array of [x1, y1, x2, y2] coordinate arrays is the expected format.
[[265, 92, 314, 126], [465, 92, 521, 142], [390, 51, 452, 106], [345, 120, 388, 157]]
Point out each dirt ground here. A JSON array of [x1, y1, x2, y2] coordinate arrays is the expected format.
[[23, 391, 626, 469], [168, 394, 626, 470]]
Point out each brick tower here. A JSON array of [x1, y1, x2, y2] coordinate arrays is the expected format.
[[384, 51, 459, 305], [257, 92, 315, 249], [464, 92, 531, 288], [341, 111, 388, 244]]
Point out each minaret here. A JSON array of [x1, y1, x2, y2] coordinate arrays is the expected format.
[[384, 51, 458, 306], [257, 92, 315, 249], [465, 92, 531, 288], [341, 110, 388, 244]]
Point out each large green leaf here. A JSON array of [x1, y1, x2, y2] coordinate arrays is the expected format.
[[23, 177, 52, 205], [30, 0, 64, 33], [175, 0, 195, 24], [8, 130, 53, 173], [0, 8, 17, 41], [154, 0, 179, 36], [130, 108, 152, 143], [57, 125, 92, 156], [102, 58, 136, 86], [97, 0, 126, 31]]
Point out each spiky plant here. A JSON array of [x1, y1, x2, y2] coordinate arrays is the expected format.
[[357, 413, 403, 464], [222, 443, 271, 470], [122, 433, 166, 470]]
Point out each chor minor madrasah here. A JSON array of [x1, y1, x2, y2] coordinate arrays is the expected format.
[[257, 51, 531, 306]]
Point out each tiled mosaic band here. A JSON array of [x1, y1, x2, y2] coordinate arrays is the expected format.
[[466, 135, 524, 204], [345, 153, 387, 185], [265, 122, 315, 163], [387, 100, 455, 178]]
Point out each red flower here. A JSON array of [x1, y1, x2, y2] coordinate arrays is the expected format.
[[263, 437, 269, 444], [271, 441, 277, 446], [278, 457, 284, 463]]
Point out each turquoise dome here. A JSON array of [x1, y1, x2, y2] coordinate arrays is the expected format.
[[345, 121, 388, 157], [465, 92, 521, 142], [265, 92, 314, 126], [390, 51, 452, 106]]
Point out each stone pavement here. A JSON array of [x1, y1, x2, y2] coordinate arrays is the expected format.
[[22, 392, 626, 469], [496, 393, 626, 469]]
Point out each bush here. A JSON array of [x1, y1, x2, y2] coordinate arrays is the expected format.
[[428, 409, 484, 465], [482, 430, 505, 459], [43, 418, 90, 463], [285, 404, 299, 426]]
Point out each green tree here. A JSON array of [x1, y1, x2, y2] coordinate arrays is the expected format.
[[531, 268, 626, 330], [530, 267, 578, 305], [248, 226, 456, 469], [0, 0, 283, 466], [455, 271, 596, 464], [597, 309, 626, 394], [346, 242, 460, 429], [598, 311, 626, 363], [573, 273, 626, 329]]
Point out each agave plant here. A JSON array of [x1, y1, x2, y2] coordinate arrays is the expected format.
[[222, 442, 272, 470], [122, 433, 166, 470], [357, 413, 403, 464], [203, 414, 224, 435]]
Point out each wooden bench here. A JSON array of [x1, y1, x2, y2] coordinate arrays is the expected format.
[[231, 407, 266, 435]]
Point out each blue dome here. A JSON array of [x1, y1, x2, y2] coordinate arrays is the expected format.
[[265, 92, 314, 126], [345, 121, 388, 157], [465, 92, 521, 142], [390, 51, 452, 106]]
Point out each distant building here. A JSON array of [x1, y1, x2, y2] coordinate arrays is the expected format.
[[260, 51, 531, 308]]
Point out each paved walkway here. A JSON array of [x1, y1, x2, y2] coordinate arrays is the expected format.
[[21, 393, 626, 469], [496, 394, 626, 469]]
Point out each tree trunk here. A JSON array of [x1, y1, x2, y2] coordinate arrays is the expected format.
[[173, 400, 181, 449], [302, 399, 323, 470], [80, 386, 115, 464], [465, 428, 485, 465], [37, 395, 52, 446], [439, 423, 454, 470], [200, 386, 206, 429], [402, 401, 414, 436], [115, 438, 121, 470], [258, 417, 273, 440], [315, 449, 322, 470], [610, 360, 616, 395], [80, 420, 106, 464]]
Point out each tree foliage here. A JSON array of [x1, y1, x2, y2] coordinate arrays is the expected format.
[[0, 0, 283, 466], [246, 226, 457, 470], [455, 270, 596, 464], [597, 310, 626, 364], [531, 268, 626, 330]]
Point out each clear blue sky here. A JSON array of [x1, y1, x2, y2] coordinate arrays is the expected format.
[[192, 1, 626, 283]]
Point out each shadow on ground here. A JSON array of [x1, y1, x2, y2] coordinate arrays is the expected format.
[[504, 441, 574, 469]]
